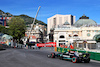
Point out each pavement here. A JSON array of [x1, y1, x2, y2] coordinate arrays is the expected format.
[[0, 48, 100, 67], [40, 47, 100, 63], [90, 60, 100, 63]]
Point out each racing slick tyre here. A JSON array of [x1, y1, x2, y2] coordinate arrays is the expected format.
[[77, 58, 82, 63], [47, 55, 51, 58], [51, 53, 55, 58], [84, 58, 90, 63], [72, 57, 77, 63]]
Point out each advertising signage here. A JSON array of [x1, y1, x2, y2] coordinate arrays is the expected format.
[[37, 42, 56, 47]]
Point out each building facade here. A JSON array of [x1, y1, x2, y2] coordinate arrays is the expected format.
[[47, 14, 75, 34], [0, 11, 12, 26], [53, 15, 100, 50], [25, 23, 44, 43], [54, 26, 100, 46]]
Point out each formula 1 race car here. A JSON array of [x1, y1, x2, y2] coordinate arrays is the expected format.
[[47, 52, 61, 58], [47, 51, 90, 63]]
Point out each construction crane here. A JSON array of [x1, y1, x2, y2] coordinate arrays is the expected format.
[[27, 6, 41, 41]]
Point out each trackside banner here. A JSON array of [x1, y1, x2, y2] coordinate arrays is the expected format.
[[37, 42, 56, 47], [37, 43, 45, 47]]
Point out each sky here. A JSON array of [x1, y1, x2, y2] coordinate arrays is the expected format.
[[0, 0, 100, 24]]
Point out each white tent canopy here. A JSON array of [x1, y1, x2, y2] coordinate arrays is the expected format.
[[2, 34, 13, 40]]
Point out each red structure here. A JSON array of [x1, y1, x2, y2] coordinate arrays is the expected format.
[[0, 16, 12, 26], [37, 42, 56, 47]]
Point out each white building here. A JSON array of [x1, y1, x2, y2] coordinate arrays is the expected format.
[[23, 23, 43, 43], [54, 26, 100, 47], [47, 14, 75, 34], [53, 15, 100, 50]]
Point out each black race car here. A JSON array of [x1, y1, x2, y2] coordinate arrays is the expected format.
[[47, 51, 90, 63], [47, 52, 61, 58]]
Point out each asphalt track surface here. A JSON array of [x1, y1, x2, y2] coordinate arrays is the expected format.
[[0, 48, 100, 67]]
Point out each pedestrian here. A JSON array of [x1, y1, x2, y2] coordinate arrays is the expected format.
[[11, 39, 13, 47]]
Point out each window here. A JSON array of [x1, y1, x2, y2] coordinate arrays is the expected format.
[[76, 31, 79, 33], [59, 40, 65, 42], [94, 30, 98, 32], [73, 31, 79, 34], [73, 31, 75, 33], [87, 30, 90, 32], [69, 35, 72, 37], [59, 35, 65, 38], [88, 43, 96, 49], [59, 43, 65, 46], [87, 33, 90, 37], [98, 30, 100, 32], [73, 35, 78, 37], [84, 43, 86, 48], [79, 44, 83, 48]]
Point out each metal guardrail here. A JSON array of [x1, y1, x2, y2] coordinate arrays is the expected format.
[[40, 47, 54, 51]]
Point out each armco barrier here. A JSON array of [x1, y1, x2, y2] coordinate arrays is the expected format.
[[88, 52, 95, 60], [94, 53, 100, 61], [41, 47, 54, 51], [57, 47, 100, 61]]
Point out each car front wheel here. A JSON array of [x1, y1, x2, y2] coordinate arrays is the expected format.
[[72, 57, 77, 63]]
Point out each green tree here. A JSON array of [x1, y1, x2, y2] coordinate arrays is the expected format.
[[0, 25, 5, 32], [93, 34, 100, 42], [8, 17, 26, 41], [0, 25, 10, 34]]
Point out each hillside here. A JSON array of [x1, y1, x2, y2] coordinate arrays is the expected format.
[[0, 10, 13, 17], [0, 10, 47, 26], [14, 14, 47, 26]]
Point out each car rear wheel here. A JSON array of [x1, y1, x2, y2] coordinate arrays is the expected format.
[[84, 58, 90, 63], [77, 59, 82, 63], [72, 57, 77, 63]]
